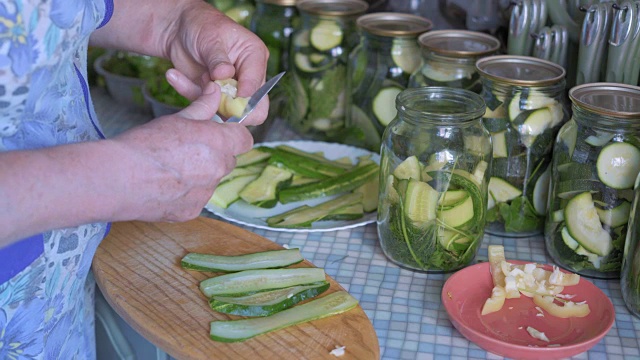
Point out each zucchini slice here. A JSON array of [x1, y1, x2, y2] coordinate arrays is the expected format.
[[310, 20, 343, 51], [393, 155, 422, 180], [239, 165, 293, 208], [491, 131, 508, 158], [564, 192, 612, 256], [209, 291, 358, 342], [200, 268, 327, 297], [373, 87, 402, 126], [596, 201, 631, 228], [236, 148, 271, 167], [532, 166, 551, 215], [294, 53, 336, 73], [596, 142, 640, 189], [560, 226, 580, 251], [438, 195, 474, 228], [181, 249, 304, 272], [209, 281, 330, 317], [391, 39, 421, 74], [404, 178, 439, 227], [208, 174, 258, 209], [487, 177, 522, 210], [266, 193, 363, 228]]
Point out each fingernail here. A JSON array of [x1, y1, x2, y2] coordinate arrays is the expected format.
[[166, 69, 178, 82]]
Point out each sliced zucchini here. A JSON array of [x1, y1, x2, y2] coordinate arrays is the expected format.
[[391, 39, 421, 74], [508, 91, 524, 121], [181, 249, 304, 272], [439, 190, 469, 208], [236, 148, 271, 167], [487, 177, 522, 210], [585, 132, 615, 147], [266, 193, 363, 228], [564, 192, 612, 256], [279, 163, 378, 204], [393, 155, 422, 180], [200, 268, 327, 297], [208, 174, 258, 209], [575, 246, 602, 269], [209, 281, 330, 317], [491, 131, 508, 158], [354, 176, 379, 212], [220, 164, 265, 184], [404, 178, 439, 227], [596, 201, 631, 228], [560, 227, 580, 250], [239, 165, 293, 208], [532, 167, 551, 215], [209, 291, 358, 342], [518, 108, 552, 137], [294, 53, 336, 73], [438, 195, 474, 228], [420, 62, 474, 82], [551, 209, 564, 222], [373, 87, 402, 126], [310, 20, 342, 51], [522, 92, 556, 110], [596, 142, 640, 189], [471, 161, 488, 185]]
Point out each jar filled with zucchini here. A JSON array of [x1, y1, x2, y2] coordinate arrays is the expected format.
[[408, 30, 500, 93], [477, 56, 568, 237], [249, 0, 298, 79], [281, 0, 368, 141], [346, 12, 432, 151], [377, 87, 491, 272], [546, 83, 640, 279], [622, 173, 640, 318]]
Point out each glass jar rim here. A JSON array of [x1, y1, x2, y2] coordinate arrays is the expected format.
[[356, 12, 432, 37], [418, 30, 500, 58], [297, 0, 368, 16], [476, 55, 565, 86], [569, 83, 640, 119], [396, 87, 486, 123], [257, 0, 297, 5]]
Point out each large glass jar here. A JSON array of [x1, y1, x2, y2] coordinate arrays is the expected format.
[[477, 56, 568, 237], [409, 30, 500, 93], [377, 87, 491, 272], [249, 0, 298, 78], [546, 83, 640, 279], [622, 173, 640, 318], [345, 13, 432, 152], [282, 0, 368, 141]]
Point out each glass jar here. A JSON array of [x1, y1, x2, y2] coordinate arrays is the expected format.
[[346, 12, 432, 152], [282, 0, 368, 141], [546, 83, 640, 279], [409, 30, 500, 93], [249, 0, 298, 78], [477, 55, 568, 237], [377, 87, 491, 272], [622, 173, 640, 318]]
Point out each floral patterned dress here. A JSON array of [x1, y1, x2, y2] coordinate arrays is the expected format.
[[0, 0, 113, 358]]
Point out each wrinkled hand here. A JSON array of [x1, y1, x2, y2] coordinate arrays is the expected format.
[[164, 1, 269, 126], [107, 83, 253, 223]]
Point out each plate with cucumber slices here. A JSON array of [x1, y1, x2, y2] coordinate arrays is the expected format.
[[204, 140, 380, 232]]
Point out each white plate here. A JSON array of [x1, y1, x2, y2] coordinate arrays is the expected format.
[[204, 140, 380, 232]]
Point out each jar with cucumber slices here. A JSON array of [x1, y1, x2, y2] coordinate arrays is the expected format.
[[476, 56, 568, 238], [282, 0, 368, 141], [546, 83, 640, 279], [377, 87, 491, 272], [622, 173, 640, 317], [249, 0, 298, 78], [346, 12, 432, 151], [408, 30, 500, 94]]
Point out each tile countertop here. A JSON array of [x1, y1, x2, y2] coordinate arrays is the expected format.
[[92, 87, 640, 360]]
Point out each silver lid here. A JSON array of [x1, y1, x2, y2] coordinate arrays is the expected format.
[[356, 13, 432, 37], [569, 83, 640, 118], [297, 0, 368, 17], [476, 55, 565, 86], [418, 30, 500, 57]]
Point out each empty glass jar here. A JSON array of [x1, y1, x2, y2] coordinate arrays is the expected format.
[[377, 87, 491, 272]]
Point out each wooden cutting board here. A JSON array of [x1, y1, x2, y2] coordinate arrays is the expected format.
[[92, 217, 380, 360]]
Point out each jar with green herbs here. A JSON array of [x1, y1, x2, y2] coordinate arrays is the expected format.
[[377, 87, 491, 272], [249, 0, 298, 78], [408, 30, 500, 93], [346, 12, 432, 152], [282, 0, 368, 141], [477, 56, 568, 237], [622, 172, 640, 317], [546, 83, 640, 279]]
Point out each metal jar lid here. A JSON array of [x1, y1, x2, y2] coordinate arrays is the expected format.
[[356, 13, 433, 38], [418, 30, 500, 57], [297, 0, 369, 17], [569, 83, 640, 118], [476, 55, 566, 86], [259, 0, 297, 6]]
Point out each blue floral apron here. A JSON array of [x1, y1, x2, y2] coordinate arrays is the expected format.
[[0, 0, 113, 358]]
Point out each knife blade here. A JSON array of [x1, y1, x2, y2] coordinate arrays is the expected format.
[[225, 71, 286, 124]]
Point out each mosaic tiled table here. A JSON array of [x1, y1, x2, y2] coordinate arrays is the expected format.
[[93, 88, 640, 359]]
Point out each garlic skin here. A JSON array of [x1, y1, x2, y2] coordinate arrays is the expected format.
[[215, 79, 249, 119]]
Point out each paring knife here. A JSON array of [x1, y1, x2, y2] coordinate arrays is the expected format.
[[226, 71, 286, 124]]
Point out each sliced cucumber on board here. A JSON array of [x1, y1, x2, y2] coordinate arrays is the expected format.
[[209, 291, 358, 342], [564, 191, 612, 257], [181, 248, 304, 272], [200, 268, 327, 297]]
